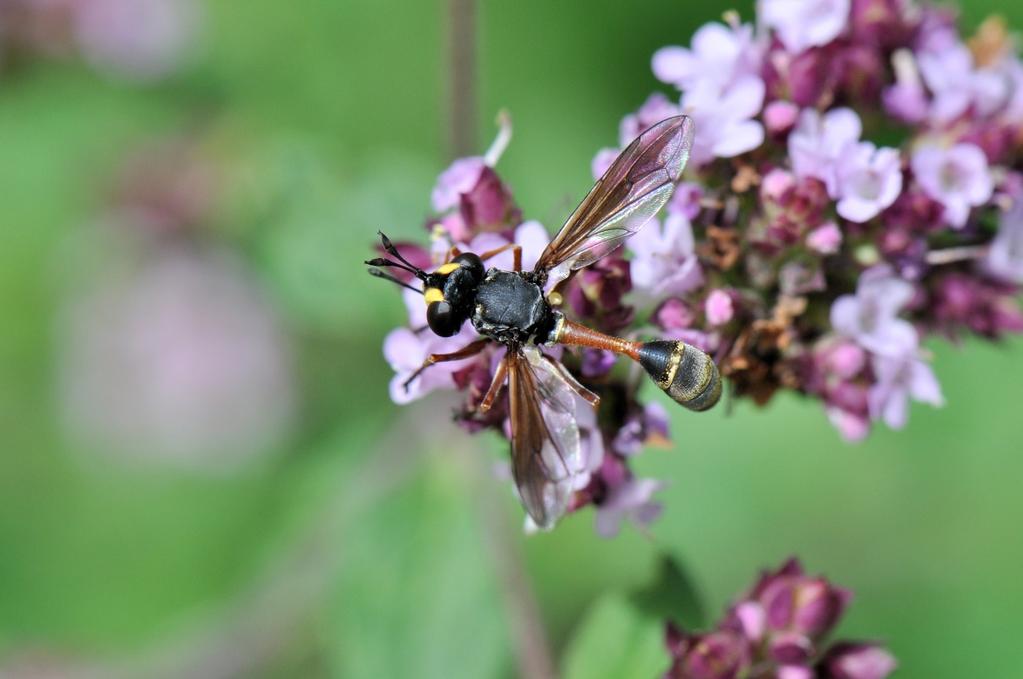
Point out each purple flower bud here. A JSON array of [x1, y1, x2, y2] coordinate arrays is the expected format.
[[783, 47, 834, 107], [669, 631, 751, 679], [567, 255, 634, 333], [705, 289, 735, 326], [836, 44, 886, 104], [667, 182, 705, 221], [881, 187, 945, 235], [825, 340, 867, 380], [850, 0, 913, 48], [769, 631, 814, 664], [580, 348, 616, 378], [819, 643, 897, 679], [654, 298, 697, 332], [764, 100, 800, 137], [732, 601, 765, 642], [777, 665, 816, 679], [806, 221, 843, 254], [883, 81, 929, 124], [613, 402, 671, 456], [458, 166, 521, 231], [986, 200, 1023, 283], [757, 570, 852, 639], [432, 157, 486, 212], [930, 273, 1023, 339]]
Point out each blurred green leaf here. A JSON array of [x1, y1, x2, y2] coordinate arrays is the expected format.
[[631, 554, 705, 631], [561, 593, 666, 679], [327, 456, 510, 679]]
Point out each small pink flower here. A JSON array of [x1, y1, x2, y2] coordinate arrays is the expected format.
[[760, 0, 850, 54], [868, 352, 944, 429], [789, 108, 862, 195], [594, 478, 665, 538], [628, 214, 704, 296], [834, 142, 903, 223], [652, 21, 762, 94], [683, 76, 766, 165], [830, 265, 917, 356], [911, 143, 993, 229], [383, 324, 481, 405]]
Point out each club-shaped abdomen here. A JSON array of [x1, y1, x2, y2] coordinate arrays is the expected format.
[[637, 340, 721, 411]]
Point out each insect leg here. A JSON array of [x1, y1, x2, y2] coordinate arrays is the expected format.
[[542, 355, 600, 407], [402, 338, 491, 392], [477, 243, 522, 272], [478, 354, 510, 413]]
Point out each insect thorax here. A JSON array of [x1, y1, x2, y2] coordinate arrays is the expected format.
[[471, 269, 556, 345]]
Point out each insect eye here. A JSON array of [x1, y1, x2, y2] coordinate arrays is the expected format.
[[427, 300, 461, 337], [452, 252, 484, 280]]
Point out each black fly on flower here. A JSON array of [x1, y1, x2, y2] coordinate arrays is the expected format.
[[368, 116, 721, 530]]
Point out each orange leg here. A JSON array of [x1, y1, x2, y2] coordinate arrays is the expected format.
[[443, 245, 463, 263], [543, 355, 600, 407], [402, 339, 490, 392], [477, 243, 522, 272], [479, 355, 509, 413]]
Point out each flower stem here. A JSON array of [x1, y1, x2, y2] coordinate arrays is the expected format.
[[447, 0, 477, 158], [925, 245, 989, 265]]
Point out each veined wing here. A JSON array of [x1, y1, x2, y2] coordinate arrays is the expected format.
[[534, 115, 694, 285], [506, 345, 585, 529]]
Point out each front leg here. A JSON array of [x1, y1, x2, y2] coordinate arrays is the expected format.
[[477, 243, 522, 272], [402, 338, 491, 392], [479, 354, 510, 413]]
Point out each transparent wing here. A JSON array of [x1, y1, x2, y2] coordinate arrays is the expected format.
[[534, 115, 694, 285], [506, 345, 584, 529]]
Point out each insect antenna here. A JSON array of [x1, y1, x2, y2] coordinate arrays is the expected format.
[[366, 267, 424, 294], [377, 231, 428, 281]]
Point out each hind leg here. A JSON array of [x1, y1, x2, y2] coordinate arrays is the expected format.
[[402, 339, 491, 392]]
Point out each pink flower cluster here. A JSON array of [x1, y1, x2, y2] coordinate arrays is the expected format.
[[378, 1, 1023, 534], [665, 558, 896, 679], [593, 1, 1023, 440]]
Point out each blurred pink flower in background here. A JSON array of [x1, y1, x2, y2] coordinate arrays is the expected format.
[[71, 0, 201, 80], [0, 0, 201, 81], [60, 249, 295, 469]]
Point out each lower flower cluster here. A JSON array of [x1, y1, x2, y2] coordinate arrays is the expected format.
[[665, 559, 896, 679]]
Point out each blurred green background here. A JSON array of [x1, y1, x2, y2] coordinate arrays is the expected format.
[[1, 1, 1021, 677]]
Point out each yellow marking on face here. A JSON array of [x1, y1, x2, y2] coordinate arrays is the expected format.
[[436, 262, 460, 275], [547, 291, 564, 307], [425, 287, 444, 305]]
